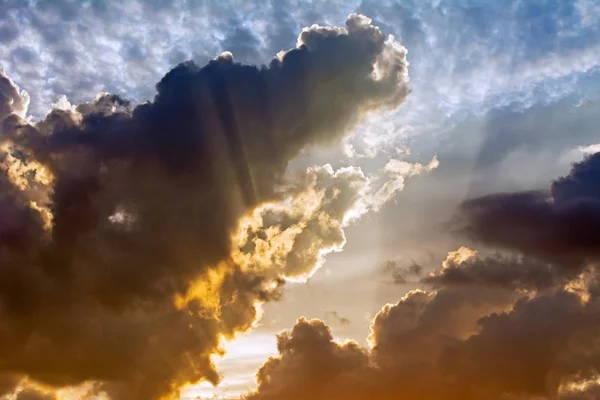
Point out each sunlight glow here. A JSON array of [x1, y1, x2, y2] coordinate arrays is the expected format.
[[182, 332, 278, 399]]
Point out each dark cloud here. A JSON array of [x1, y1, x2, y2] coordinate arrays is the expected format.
[[424, 249, 569, 291], [0, 15, 408, 399], [457, 153, 600, 269]]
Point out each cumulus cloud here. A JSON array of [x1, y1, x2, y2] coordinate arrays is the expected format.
[[3, 0, 597, 170], [0, 0, 362, 119], [246, 317, 373, 400], [231, 155, 437, 283], [0, 68, 29, 119], [0, 14, 413, 399], [244, 286, 511, 400], [245, 151, 600, 400], [579, 143, 600, 155], [246, 262, 600, 400]]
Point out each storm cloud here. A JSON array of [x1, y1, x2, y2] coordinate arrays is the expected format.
[[0, 14, 411, 399]]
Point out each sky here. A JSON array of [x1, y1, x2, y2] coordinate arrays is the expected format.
[[0, 0, 600, 399]]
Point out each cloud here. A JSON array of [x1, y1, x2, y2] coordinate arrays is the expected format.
[[231, 156, 437, 282], [0, 0, 360, 119], [343, 0, 600, 161], [424, 247, 571, 292], [247, 318, 373, 400], [246, 254, 600, 400], [0, 14, 410, 399], [358, 0, 600, 115], [561, 381, 600, 400], [244, 285, 511, 400], [0, 68, 29, 119], [246, 147, 600, 400], [15, 388, 57, 400], [456, 153, 600, 269], [4, 0, 597, 126], [2, 0, 597, 169], [369, 95, 600, 256], [579, 143, 600, 155], [240, 6, 600, 399]]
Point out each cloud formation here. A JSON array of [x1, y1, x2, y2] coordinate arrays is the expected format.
[[457, 153, 600, 270], [247, 264, 600, 400], [0, 14, 412, 399], [0, 67, 28, 119], [231, 156, 437, 283], [424, 247, 569, 292], [246, 154, 600, 400]]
